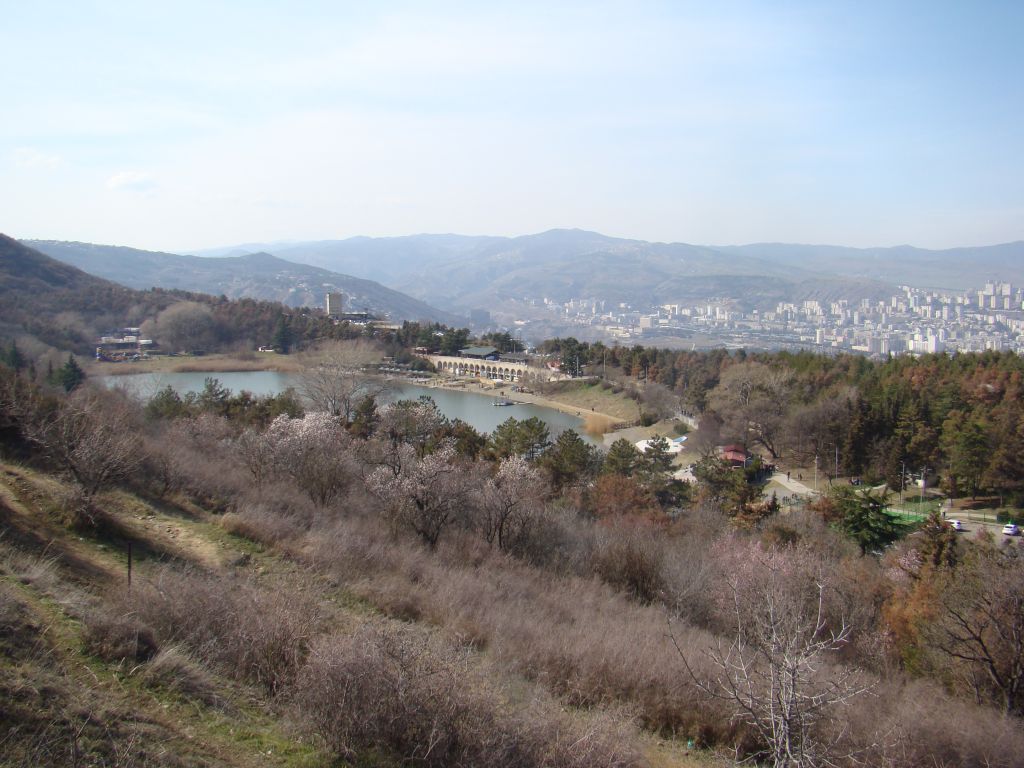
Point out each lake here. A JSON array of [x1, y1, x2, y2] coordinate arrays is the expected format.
[[101, 370, 595, 441]]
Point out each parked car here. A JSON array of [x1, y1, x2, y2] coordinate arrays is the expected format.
[[948, 519, 964, 531], [1002, 523, 1020, 536]]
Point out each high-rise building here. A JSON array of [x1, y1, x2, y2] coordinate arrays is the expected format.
[[325, 292, 344, 317]]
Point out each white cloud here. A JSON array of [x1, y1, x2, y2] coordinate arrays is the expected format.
[[12, 147, 60, 168], [106, 170, 157, 192]]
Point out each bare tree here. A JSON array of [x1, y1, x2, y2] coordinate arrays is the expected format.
[[24, 388, 144, 518], [708, 362, 793, 459], [473, 455, 545, 551], [298, 341, 388, 423], [142, 301, 218, 353], [926, 546, 1024, 716], [782, 394, 851, 468], [677, 542, 871, 767], [369, 443, 474, 549], [264, 412, 356, 507], [235, 424, 276, 487]]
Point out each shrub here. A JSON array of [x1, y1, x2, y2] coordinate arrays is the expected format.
[[81, 606, 159, 664], [592, 526, 666, 604], [141, 646, 226, 710], [221, 480, 319, 546], [294, 621, 641, 768], [128, 567, 319, 694]]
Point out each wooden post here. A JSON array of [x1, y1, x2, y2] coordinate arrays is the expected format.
[[127, 541, 132, 590]]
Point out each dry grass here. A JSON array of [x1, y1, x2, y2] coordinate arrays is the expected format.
[[583, 411, 621, 436], [140, 645, 229, 711], [542, 381, 641, 421]]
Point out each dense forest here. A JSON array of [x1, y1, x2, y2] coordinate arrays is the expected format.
[[516, 336, 1024, 506]]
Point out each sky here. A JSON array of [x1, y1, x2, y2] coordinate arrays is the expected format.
[[3, 1, 1022, 252]]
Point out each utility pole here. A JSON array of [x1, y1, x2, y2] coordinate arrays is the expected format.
[[900, 460, 906, 505], [834, 443, 839, 480], [920, 466, 928, 506], [814, 454, 819, 494]]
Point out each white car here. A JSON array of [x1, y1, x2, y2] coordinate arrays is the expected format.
[[1002, 523, 1020, 536], [948, 519, 964, 531]]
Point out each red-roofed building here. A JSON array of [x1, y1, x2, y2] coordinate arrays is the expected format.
[[720, 444, 752, 467]]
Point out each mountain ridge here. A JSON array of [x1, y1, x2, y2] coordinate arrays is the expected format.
[[192, 229, 1024, 310], [25, 240, 459, 324]]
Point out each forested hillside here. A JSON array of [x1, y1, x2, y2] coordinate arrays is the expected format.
[[3, 339, 1024, 766], [0, 235, 368, 358], [538, 338, 1024, 503]]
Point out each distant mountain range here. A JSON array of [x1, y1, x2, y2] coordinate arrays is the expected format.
[[712, 241, 1024, 291], [194, 229, 1024, 311], [25, 241, 459, 324], [21, 231, 1024, 331]]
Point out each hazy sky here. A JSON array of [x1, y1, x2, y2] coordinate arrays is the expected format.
[[3, 1, 1022, 252]]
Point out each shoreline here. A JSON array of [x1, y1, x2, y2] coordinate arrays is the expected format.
[[424, 377, 626, 432], [87, 353, 302, 377], [89, 356, 627, 436]]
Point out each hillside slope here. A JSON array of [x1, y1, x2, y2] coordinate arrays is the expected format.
[[0, 233, 127, 300], [0, 234, 171, 353], [26, 240, 459, 323], [0, 462, 329, 767]]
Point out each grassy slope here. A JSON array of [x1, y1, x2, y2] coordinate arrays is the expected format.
[[540, 381, 644, 421], [0, 462, 326, 768], [0, 461, 713, 768]]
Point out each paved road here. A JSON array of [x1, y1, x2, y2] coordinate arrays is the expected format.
[[770, 472, 816, 496]]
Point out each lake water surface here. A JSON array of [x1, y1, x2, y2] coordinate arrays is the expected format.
[[102, 370, 593, 441]]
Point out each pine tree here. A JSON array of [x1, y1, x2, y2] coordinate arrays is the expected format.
[[542, 429, 598, 490], [54, 354, 86, 392], [272, 315, 292, 354], [1, 341, 26, 372], [604, 438, 641, 476], [833, 485, 902, 556]]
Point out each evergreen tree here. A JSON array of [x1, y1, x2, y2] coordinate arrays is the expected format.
[[559, 337, 585, 377], [54, 354, 86, 392], [542, 429, 599, 490], [198, 377, 232, 415], [638, 435, 674, 477], [832, 485, 903, 556], [1, 340, 26, 372], [489, 416, 550, 461], [603, 438, 641, 476], [144, 385, 189, 420], [349, 394, 379, 439], [438, 328, 470, 356], [272, 315, 292, 354], [942, 411, 990, 498], [919, 511, 960, 570]]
